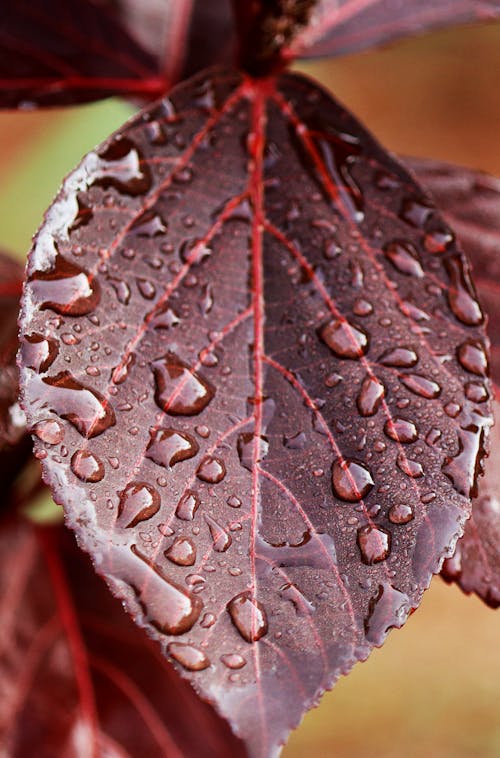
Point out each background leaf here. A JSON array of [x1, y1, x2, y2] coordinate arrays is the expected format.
[[18, 69, 492, 755], [294, 0, 500, 59]]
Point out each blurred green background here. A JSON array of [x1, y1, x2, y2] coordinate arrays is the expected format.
[[0, 19, 498, 758]]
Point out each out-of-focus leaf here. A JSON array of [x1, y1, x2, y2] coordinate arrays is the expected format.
[[407, 156, 500, 608], [0, 514, 244, 756], [293, 1, 500, 59], [19, 69, 492, 755]]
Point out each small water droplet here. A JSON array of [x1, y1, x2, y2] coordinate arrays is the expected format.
[[221, 653, 246, 669], [227, 495, 242, 508], [108, 277, 131, 305], [464, 381, 489, 403], [320, 319, 368, 359], [112, 353, 135, 385], [71, 450, 104, 482], [33, 418, 64, 444], [384, 240, 423, 277], [457, 341, 488, 376], [384, 417, 418, 443], [400, 198, 433, 228], [167, 642, 210, 671], [357, 525, 391, 564], [237, 433, 269, 471], [152, 304, 180, 330], [165, 536, 196, 566], [444, 401, 461, 418], [353, 298, 373, 317], [332, 459, 374, 502], [152, 352, 215, 416], [284, 431, 307, 449], [379, 347, 418, 368], [445, 255, 483, 325], [227, 591, 268, 642], [200, 612, 216, 628], [146, 427, 199, 469], [205, 515, 232, 552], [357, 376, 385, 417], [117, 482, 161, 528], [399, 374, 441, 399], [424, 229, 454, 254], [176, 491, 200, 521], [396, 454, 423, 478], [196, 456, 226, 484], [137, 278, 156, 300], [388, 502, 414, 524], [131, 210, 168, 237]]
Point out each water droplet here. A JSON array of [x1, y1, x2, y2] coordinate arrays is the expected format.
[[41, 372, 116, 438], [357, 376, 385, 417], [108, 277, 131, 305], [237, 433, 269, 471], [445, 255, 483, 325], [227, 591, 268, 643], [131, 210, 168, 237], [388, 502, 414, 524], [353, 298, 373, 317], [379, 347, 418, 368], [112, 353, 135, 385], [399, 374, 441, 399], [196, 456, 226, 483], [32, 418, 64, 444], [332, 459, 374, 502], [384, 417, 418, 443], [284, 431, 307, 449], [442, 427, 485, 497], [357, 525, 391, 564], [384, 240, 423, 277], [117, 482, 161, 528], [137, 278, 156, 300], [400, 198, 433, 228], [71, 450, 104, 482], [152, 304, 180, 330], [457, 341, 488, 376], [168, 642, 209, 671], [365, 583, 410, 645], [200, 612, 216, 628], [165, 536, 196, 566], [320, 319, 368, 359], [396, 454, 423, 478], [227, 495, 242, 508], [176, 491, 200, 521], [205, 515, 232, 552], [22, 334, 59, 373], [444, 401, 461, 418], [399, 300, 430, 322], [464, 381, 489, 403], [93, 136, 151, 195], [221, 653, 246, 669], [152, 352, 215, 416], [425, 428, 442, 446], [146, 427, 199, 469], [29, 253, 100, 316]]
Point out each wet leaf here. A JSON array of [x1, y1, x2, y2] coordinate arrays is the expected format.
[[294, 0, 500, 59], [19, 69, 492, 755], [408, 157, 500, 607], [0, 514, 244, 756], [0, 250, 32, 498]]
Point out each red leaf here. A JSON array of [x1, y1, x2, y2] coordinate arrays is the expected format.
[[0, 0, 164, 107], [19, 69, 492, 754], [0, 515, 244, 756], [293, 1, 500, 59], [407, 156, 500, 607]]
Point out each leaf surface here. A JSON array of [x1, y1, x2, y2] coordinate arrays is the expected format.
[[0, 515, 244, 756], [294, 0, 500, 59], [408, 157, 500, 607], [19, 69, 492, 755]]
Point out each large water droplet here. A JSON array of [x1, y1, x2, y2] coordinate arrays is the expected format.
[[445, 255, 483, 326], [365, 583, 410, 645], [146, 427, 199, 469], [205, 515, 232, 552], [93, 136, 152, 195], [227, 591, 268, 642], [152, 304, 180, 330], [196, 456, 226, 484], [237, 433, 269, 471], [152, 352, 215, 416], [112, 353, 135, 385], [332, 459, 374, 502], [399, 374, 441, 399], [442, 427, 485, 497], [384, 417, 418, 443], [167, 642, 210, 671], [357, 525, 391, 564], [32, 418, 64, 444], [379, 347, 418, 368], [165, 536, 196, 566], [71, 450, 104, 482], [175, 491, 200, 521], [117, 482, 161, 528], [457, 340, 488, 376], [29, 254, 100, 316], [320, 319, 368, 359], [41, 372, 115, 438], [357, 376, 385, 417], [464, 381, 489, 403], [384, 240, 423, 277], [22, 334, 58, 373]]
